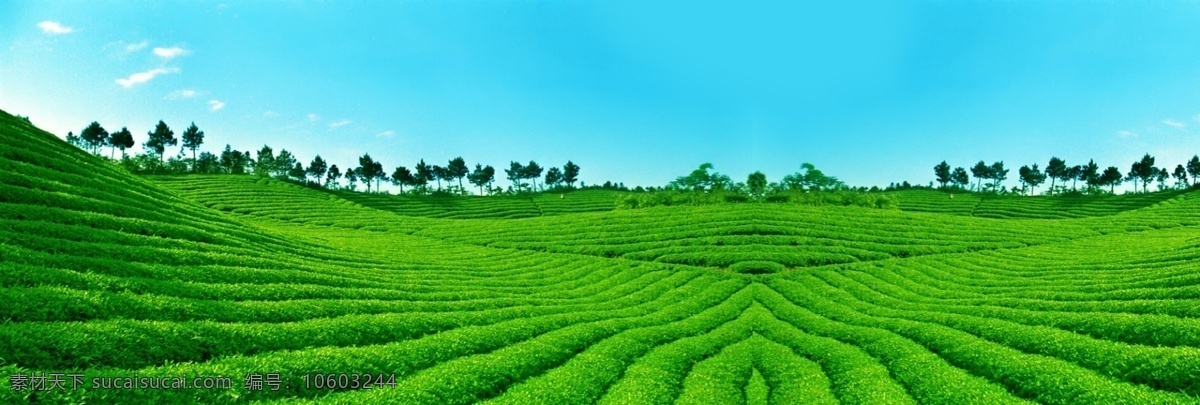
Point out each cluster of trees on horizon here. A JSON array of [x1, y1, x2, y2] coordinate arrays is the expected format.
[[63, 120, 609, 196], [58, 118, 1200, 199], [932, 155, 1200, 196]]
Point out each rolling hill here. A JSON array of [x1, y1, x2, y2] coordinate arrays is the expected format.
[[4, 108, 1200, 404]]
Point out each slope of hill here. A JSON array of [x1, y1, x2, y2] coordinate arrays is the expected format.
[[330, 188, 619, 219], [895, 188, 1187, 219], [5, 109, 1200, 404]]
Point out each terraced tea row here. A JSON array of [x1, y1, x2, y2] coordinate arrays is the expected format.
[[331, 188, 619, 219], [5, 108, 1200, 404], [895, 189, 1186, 219]]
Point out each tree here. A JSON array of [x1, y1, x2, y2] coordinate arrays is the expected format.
[[1018, 164, 1046, 196], [431, 165, 446, 191], [288, 162, 306, 181], [180, 122, 205, 164], [562, 161, 580, 189], [326, 164, 342, 188], [544, 167, 563, 189], [144, 120, 177, 162], [469, 164, 495, 195], [80, 121, 109, 155], [1081, 160, 1100, 193], [746, 171, 767, 198], [672, 163, 718, 191], [307, 155, 328, 185], [1127, 162, 1141, 193], [391, 166, 414, 194], [357, 154, 384, 193], [414, 159, 433, 193], [1188, 155, 1200, 185], [933, 161, 952, 188], [345, 167, 359, 191], [1156, 167, 1170, 191], [781, 163, 841, 192], [1129, 153, 1157, 193], [970, 161, 990, 191], [275, 149, 299, 178], [951, 167, 969, 189], [989, 161, 1008, 190], [1100, 166, 1123, 193], [1046, 157, 1066, 193], [447, 157, 468, 194], [506, 161, 525, 191], [1173, 164, 1189, 189], [220, 145, 250, 174], [524, 161, 543, 192], [195, 152, 220, 174], [1017, 166, 1032, 194], [109, 127, 135, 158], [255, 145, 276, 176], [1065, 165, 1082, 191], [66, 131, 82, 148]]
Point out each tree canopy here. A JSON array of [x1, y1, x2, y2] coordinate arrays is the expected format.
[[144, 120, 177, 162]]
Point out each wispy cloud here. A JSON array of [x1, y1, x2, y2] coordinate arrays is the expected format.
[[153, 46, 189, 59], [1193, 114, 1200, 123], [127, 40, 148, 52], [105, 40, 148, 54], [376, 130, 395, 138], [1162, 119, 1185, 129], [165, 89, 198, 100], [329, 119, 352, 128], [38, 21, 73, 35], [264, 110, 279, 118], [307, 113, 320, 122], [1118, 130, 1139, 138], [208, 99, 225, 111], [115, 67, 179, 88]]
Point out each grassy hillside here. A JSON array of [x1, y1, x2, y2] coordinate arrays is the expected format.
[[894, 188, 1187, 219], [5, 109, 1200, 404]]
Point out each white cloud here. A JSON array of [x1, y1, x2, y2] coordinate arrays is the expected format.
[[115, 67, 179, 88], [307, 113, 319, 122], [1162, 119, 1185, 129], [1193, 114, 1200, 123], [1118, 130, 1138, 138], [329, 119, 352, 128], [264, 110, 279, 118], [104, 40, 149, 54], [165, 89, 198, 99], [127, 40, 148, 52], [38, 21, 73, 34], [153, 46, 189, 59], [376, 130, 395, 138], [208, 99, 225, 111]]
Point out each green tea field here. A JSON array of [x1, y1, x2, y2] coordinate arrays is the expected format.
[[6, 109, 1200, 405]]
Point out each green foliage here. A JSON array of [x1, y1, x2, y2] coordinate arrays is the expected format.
[[781, 163, 845, 191], [746, 171, 767, 199], [934, 161, 952, 187], [562, 160, 580, 188], [668, 163, 732, 191], [618, 189, 897, 211], [356, 153, 385, 193], [108, 127, 135, 158], [143, 120, 176, 161], [307, 155, 328, 184], [180, 121, 204, 161], [6, 107, 1200, 404], [728, 260, 785, 274], [79, 121, 108, 155]]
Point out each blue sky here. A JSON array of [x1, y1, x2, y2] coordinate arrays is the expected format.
[[4, 1, 1200, 190]]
